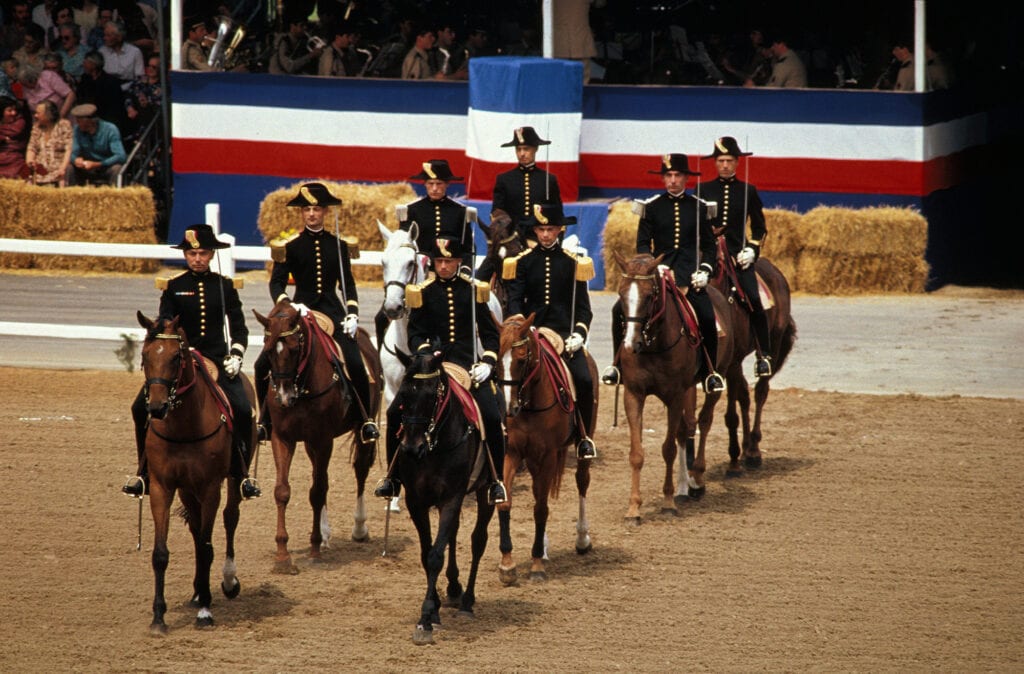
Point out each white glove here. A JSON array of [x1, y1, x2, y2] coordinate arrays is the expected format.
[[469, 362, 492, 384], [737, 247, 756, 269], [657, 264, 671, 278], [291, 302, 310, 317], [223, 354, 242, 378], [690, 269, 709, 289], [564, 332, 584, 353], [343, 314, 359, 338]]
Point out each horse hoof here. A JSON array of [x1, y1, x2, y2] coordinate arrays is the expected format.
[[456, 609, 475, 620], [498, 564, 518, 586], [689, 486, 706, 500], [413, 624, 435, 646], [444, 595, 462, 609], [673, 494, 689, 508], [222, 578, 241, 599], [744, 454, 763, 469], [624, 516, 642, 528], [272, 560, 300, 575], [195, 616, 214, 629], [351, 529, 370, 543], [149, 622, 168, 637], [660, 506, 679, 517], [576, 542, 593, 555], [529, 570, 548, 582], [725, 465, 744, 478]]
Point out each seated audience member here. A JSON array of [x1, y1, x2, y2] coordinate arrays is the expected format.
[[400, 25, 436, 79], [13, 23, 50, 70], [26, 99, 73, 185], [98, 20, 143, 88], [45, 1, 80, 50], [43, 51, 76, 88], [0, 95, 29, 178], [86, 6, 115, 52], [56, 22, 86, 81], [0, 60, 17, 99], [124, 55, 161, 141], [76, 50, 128, 133], [33, 0, 58, 47], [181, 17, 215, 71], [18, 62, 75, 118], [268, 12, 322, 75], [67, 102, 126, 186], [1, 1, 32, 57], [318, 21, 359, 77], [75, 0, 100, 35]]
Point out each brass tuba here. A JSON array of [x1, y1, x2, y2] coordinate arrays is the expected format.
[[207, 15, 245, 69]]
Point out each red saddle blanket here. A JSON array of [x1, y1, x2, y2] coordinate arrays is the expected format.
[[448, 376, 482, 428]]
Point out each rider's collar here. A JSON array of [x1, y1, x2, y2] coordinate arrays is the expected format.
[[304, 226, 325, 234], [666, 189, 686, 198], [518, 163, 536, 171]]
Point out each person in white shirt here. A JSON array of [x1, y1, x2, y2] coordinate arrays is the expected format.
[[98, 19, 142, 89]]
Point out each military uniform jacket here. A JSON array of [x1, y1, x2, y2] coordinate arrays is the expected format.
[[158, 270, 248, 361], [700, 176, 767, 257], [269, 228, 359, 322], [408, 275, 499, 369], [506, 245, 592, 340], [636, 191, 718, 279], [492, 164, 562, 238], [400, 196, 470, 258]]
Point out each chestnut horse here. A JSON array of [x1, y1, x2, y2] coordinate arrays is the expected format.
[[611, 252, 736, 525], [136, 312, 253, 634], [393, 347, 495, 645], [254, 300, 380, 573], [497, 313, 595, 583], [713, 246, 798, 474]]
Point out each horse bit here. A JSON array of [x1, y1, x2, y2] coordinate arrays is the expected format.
[[144, 332, 194, 409]]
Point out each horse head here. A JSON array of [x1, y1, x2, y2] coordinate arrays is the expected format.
[[614, 251, 666, 353], [379, 222, 426, 320], [137, 311, 190, 419], [483, 213, 526, 271], [499, 312, 536, 416], [254, 299, 306, 408], [396, 344, 446, 459]]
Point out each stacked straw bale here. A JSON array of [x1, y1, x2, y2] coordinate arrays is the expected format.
[[795, 206, 928, 294], [0, 180, 158, 272], [761, 208, 803, 289], [256, 181, 417, 283]]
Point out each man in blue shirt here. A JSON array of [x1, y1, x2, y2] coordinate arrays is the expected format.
[[67, 102, 125, 185]]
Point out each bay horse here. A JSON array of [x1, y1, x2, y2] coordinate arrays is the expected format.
[[712, 244, 798, 474], [393, 347, 495, 645], [135, 312, 252, 634], [478, 215, 527, 313], [496, 313, 595, 583], [253, 299, 381, 574], [611, 251, 736, 525]]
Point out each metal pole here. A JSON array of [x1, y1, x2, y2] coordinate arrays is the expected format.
[[334, 211, 349, 308], [914, 0, 926, 92], [542, 0, 553, 59], [742, 136, 750, 250]]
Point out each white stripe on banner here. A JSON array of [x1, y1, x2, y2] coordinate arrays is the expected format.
[[172, 104, 467, 149], [466, 109, 582, 162], [581, 119, 926, 161]]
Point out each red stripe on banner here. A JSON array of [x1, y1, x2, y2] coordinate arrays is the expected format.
[[580, 154, 930, 196], [466, 159, 579, 202], [174, 139, 472, 183]]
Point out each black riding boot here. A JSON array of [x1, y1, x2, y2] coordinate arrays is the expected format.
[[485, 438, 507, 505], [373, 405, 401, 499], [574, 388, 598, 460], [338, 336, 380, 442], [602, 300, 624, 385], [752, 310, 773, 377], [698, 322, 725, 394], [231, 418, 261, 499]]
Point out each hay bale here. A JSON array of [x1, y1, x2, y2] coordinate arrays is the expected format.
[[0, 180, 158, 272], [257, 181, 417, 283], [601, 200, 639, 289]]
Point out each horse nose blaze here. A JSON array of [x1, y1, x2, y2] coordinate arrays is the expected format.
[[624, 282, 641, 351]]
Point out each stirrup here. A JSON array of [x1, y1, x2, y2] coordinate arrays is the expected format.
[[577, 438, 598, 460], [122, 475, 146, 498], [373, 477, 400, 499], [240, 477, 262, 499], [703, 372, 726, 394], [754, 356, 773, 378], [600, 365, 620, 386], [360, 420, 380, 442], [488, 481, 508, 505], [256, 423, 270, 442]]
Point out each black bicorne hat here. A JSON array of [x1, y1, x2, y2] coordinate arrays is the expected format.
[[648, 153, 701, 176], [408, 159, 463, 182], [171, 223, 230, 250], [519, 203, 577, 230], [427, 236, 466, 259], [702, 136, 754, 159], [500, 126, 551, 147], [286, 182, 343, 207]]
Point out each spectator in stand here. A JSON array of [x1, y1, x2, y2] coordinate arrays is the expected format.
[[67, 102, 126, 185], [13, 23, 50, 70], [318, 21, 358, 77], [76, 50, 128, 134], [0, 60, 17, 99], [763, 32, 807, 88], [43, 51, 75, 88], [19, 62, 75, 118], [99, 20, 143, 88], [124, 54, 161, 141], [400, 25, 436, 80], [108, 0, 155, 55], [926, 42, 950, 91], [552, 0, 597, 83], [74, 0, 100, 35], [433, 22, 466, 79], [2, 2, 32, 56], [0, 96, 29, 178], [32, 0, 58, 46], [267, 11, 323, 75], [44, 1, 79, 50], [56, 22, 85, 81], [86, 6, 115, 52], [25, 99, 73, 186], [181, 16, 215, 71]]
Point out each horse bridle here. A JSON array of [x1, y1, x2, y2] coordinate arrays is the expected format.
[[383, 243, 419, 315], [143, 332, 196, 409], [620, 271, 663, 349], [265, 313, 339, 400], [400, 367, 450, 454]]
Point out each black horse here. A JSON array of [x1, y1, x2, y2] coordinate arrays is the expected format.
[[392, 346, 496, 645]]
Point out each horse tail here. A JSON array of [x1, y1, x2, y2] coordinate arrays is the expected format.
[[773, 316, 798, 374], [549, 444, 569, 499], [175, 503, 191, 525]]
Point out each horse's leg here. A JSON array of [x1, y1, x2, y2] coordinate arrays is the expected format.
[[351, 434, 374, 542], [190, 484, 220, 628], [148, 482, 173, 635], [575, 443, 593, 555], [724, 362, 747, 476], [221, 477, 241, 599], [529, 465, 552, 580], [623, 388, 646, 525], [305, 436, 334, 559], [746, 376, 770, 468], [663, 390, 689, 512], [691, 388, 721, 499], [408, 500, 442, 645], [497, 445, 520, 585], [458, 490, 495, 618], [444, 509, 463, 607], [271, 436, 298, 574]]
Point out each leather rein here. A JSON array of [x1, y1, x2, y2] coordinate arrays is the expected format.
[[144, 332, 229, 444], [267, 313, 341, 400], [500, 327, 573, 415]]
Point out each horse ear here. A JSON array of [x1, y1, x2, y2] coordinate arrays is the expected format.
[[612, 249, 627, 270], [253, 309, 269, 328], [653, 253, 666, 267], [137, 311, 154, 330], [396, 348, 411, 368], [408, 221, 419, 243], [524, 312, 536, 329], [479, 220, 494, 239], [378, 220, 392, 243]]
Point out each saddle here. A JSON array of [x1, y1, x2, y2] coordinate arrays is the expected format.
[[307, 311, 376, 384], [442, 362, 483, 436], [663, 271, 727, 343], [716, 237, 775, 311], [536, 328, 577, 403], [191, 349, 234, 432]]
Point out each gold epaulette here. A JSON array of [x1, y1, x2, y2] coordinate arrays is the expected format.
[[502, 249, 531, 280], [474, 278, 490, 303], [575, 255, 595, 282], [631, 196, 657, 218], [407, 277, 434, 309], [269, 229, 299, 263], [155, 270, 186, 290], [342, 236, 360, 259], [233, 277, 244, 289]]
